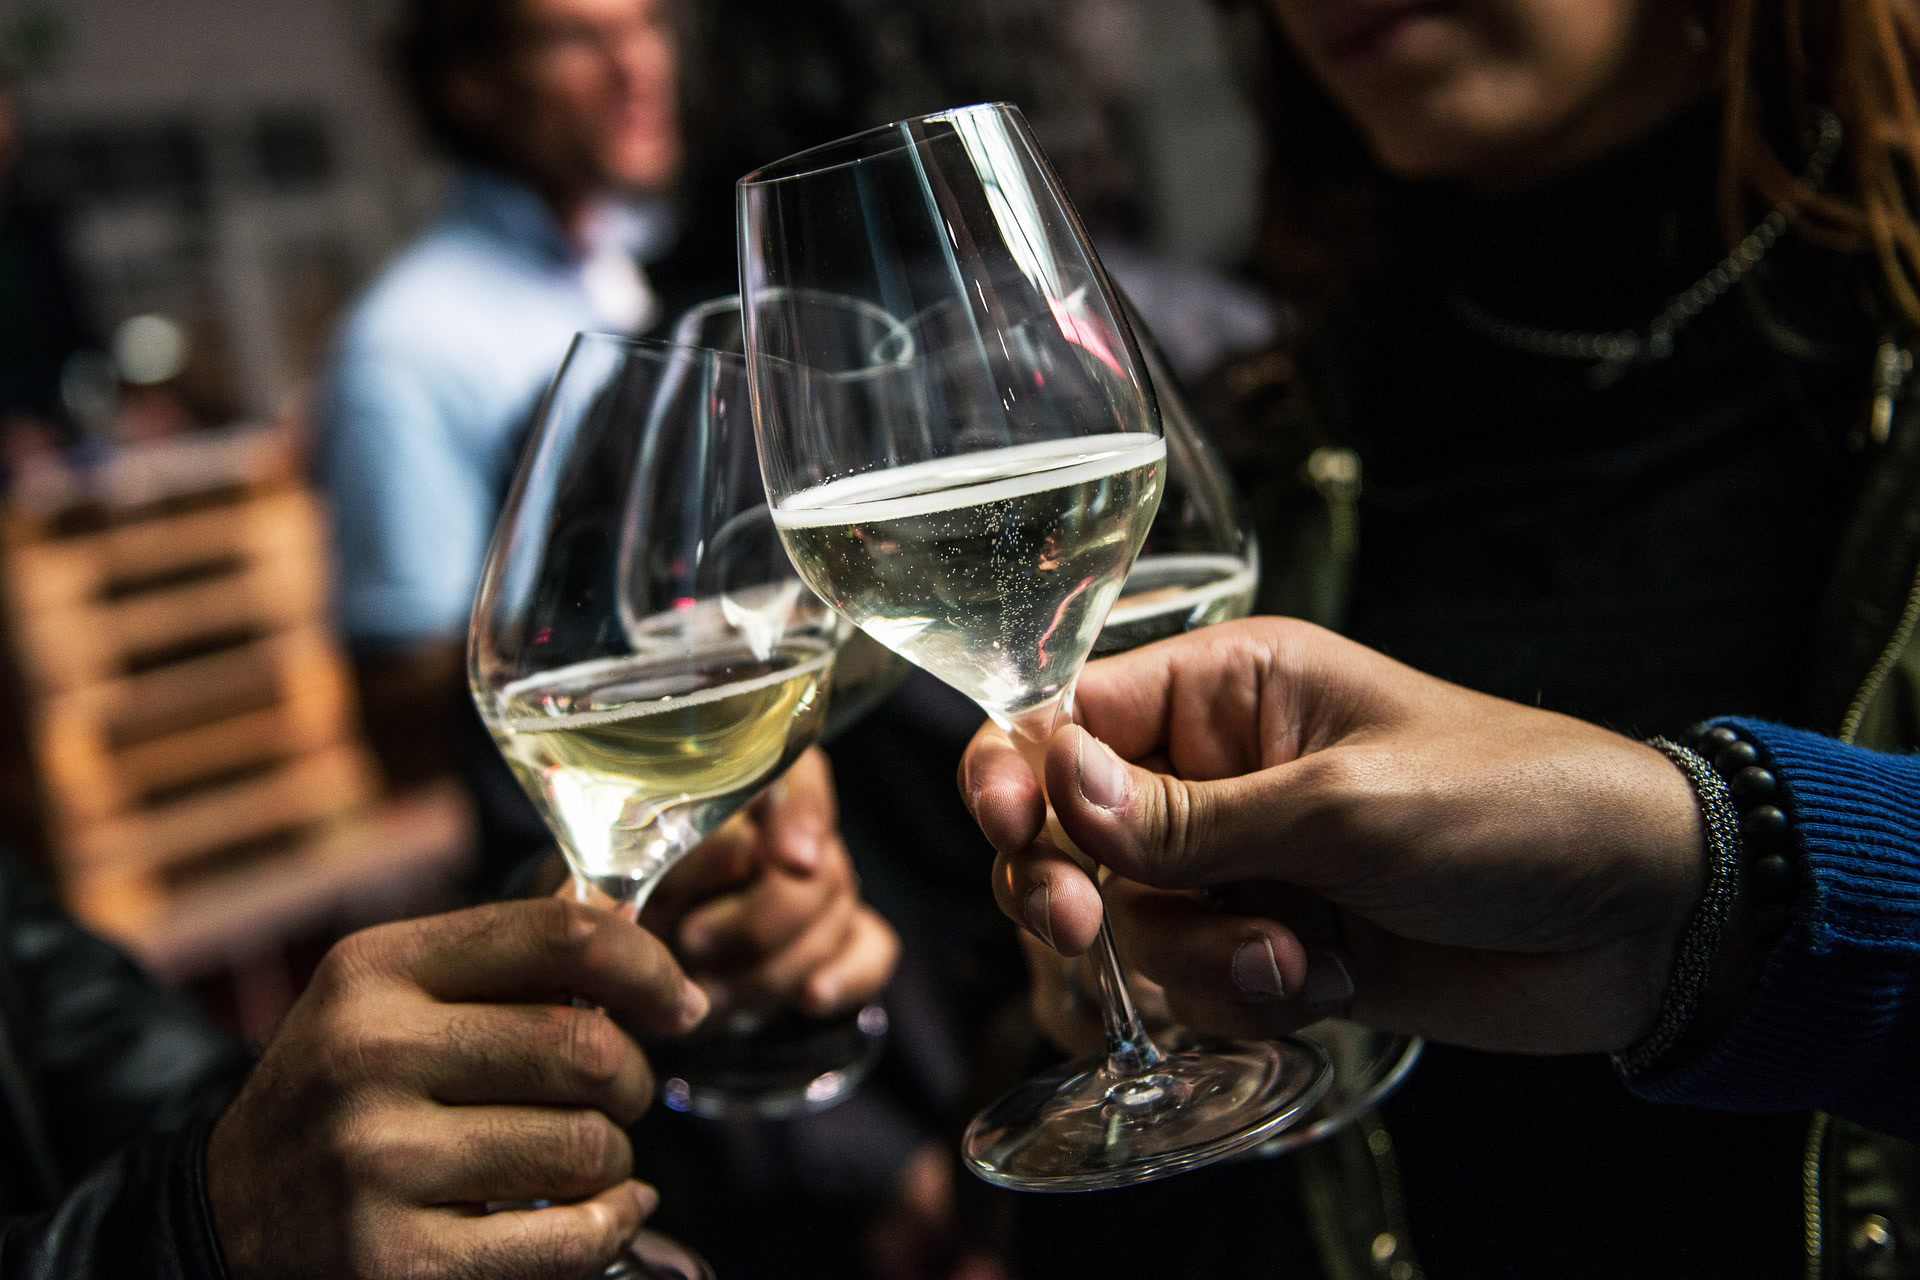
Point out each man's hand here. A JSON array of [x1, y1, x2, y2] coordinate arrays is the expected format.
[[206, 898, 710, 1280], [960, 618, 1709, 1056], [646, 748, 899, 1016]]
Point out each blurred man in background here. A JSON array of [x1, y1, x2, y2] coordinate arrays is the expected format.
[[319, 0, 685, 822]]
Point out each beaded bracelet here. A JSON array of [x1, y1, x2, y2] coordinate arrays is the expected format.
[[1613, 726, 1805, 1080], [1682, 724, 1803, 941]]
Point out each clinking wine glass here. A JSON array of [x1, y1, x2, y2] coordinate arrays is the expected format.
[[673, 292, 916, 743], [627, 294, 912, 1120], [1101, 305, 1425, 1155], [470, 334, 845, 1278], [739, 102, 1332, 1191]]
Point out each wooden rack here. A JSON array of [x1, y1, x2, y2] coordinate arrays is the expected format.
[[0, 428, 470, 981]]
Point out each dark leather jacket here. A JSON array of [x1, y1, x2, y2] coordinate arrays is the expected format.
[[0, 859, 250, 1278]]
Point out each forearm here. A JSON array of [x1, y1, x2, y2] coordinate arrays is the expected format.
[[1627, 719, 1920, 1138], [1, 1108, 233, 1280]]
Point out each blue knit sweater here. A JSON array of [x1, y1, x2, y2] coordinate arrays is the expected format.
[[1627, 718, 1920, 1139]]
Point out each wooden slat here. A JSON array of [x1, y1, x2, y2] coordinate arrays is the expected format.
[[46, 687, 355, 827], [35, 710, 130, 822], [4, 487, 317, 612], [113, 681, 351, 798], [30, 627, 354, 828], [13, 546, 329, 693], [100, 547, 327, 658], [99, 785, 475, 982], [65, 866, 165, 943], [46, 627, 339, 744], [67, 744, 377, 874], [2, 424, 299, 544]]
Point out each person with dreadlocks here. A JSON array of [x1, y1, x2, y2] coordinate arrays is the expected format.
[[961, 2, 1920, 1278]]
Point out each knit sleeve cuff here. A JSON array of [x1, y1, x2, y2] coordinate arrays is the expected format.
[[1625, 718, 1920, 1139]]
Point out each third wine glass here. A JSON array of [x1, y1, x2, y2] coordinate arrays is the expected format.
[[1103, 307, 1424, 1156]]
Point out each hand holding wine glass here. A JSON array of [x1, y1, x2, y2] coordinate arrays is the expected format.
[[962, 616, 1707, 1057], [639, 747, 898, 1021]]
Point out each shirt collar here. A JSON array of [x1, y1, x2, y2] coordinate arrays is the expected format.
[[448, 167, 675, 267]]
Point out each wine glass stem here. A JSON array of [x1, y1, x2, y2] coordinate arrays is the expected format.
[[572, 864, 670, 922], [1088, 916, 1166, 1075], [1010, 698, 1166, 1080]]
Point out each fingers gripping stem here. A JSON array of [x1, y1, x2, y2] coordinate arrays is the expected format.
[[1009, 698, 1164, 1075]]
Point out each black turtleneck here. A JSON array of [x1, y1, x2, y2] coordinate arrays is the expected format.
[[1347, 101, 1872, 732], [1344, 104, 1875, 1279]]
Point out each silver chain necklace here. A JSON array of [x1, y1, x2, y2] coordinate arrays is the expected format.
[[1449, 109, 1843, 388]]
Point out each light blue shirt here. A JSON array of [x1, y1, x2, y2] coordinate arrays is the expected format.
[[319, 169, 670, 646]]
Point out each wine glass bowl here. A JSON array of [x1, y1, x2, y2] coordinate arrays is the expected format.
[[1091, 299, 1259, 653], [672, 292, 917, 741], [471, 334, 839, 910]]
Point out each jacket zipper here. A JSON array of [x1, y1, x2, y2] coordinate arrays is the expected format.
[[1837, 556, 1920, 746], [1362, 1113, 1424, 1280], [1810, 544, 1920, 1280], [1805, 1112, 1832, 1280], [1808, 339, 1920, 1279]]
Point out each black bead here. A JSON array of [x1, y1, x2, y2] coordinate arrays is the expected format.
[[1700, 726, 1741, 755], [1715, 741, 1761, 776], [1755, 901, 1793, 938], [1742, 805, 1790, 846], [1730, 766, 1778, 808], [1752, 853, 1795, 897]]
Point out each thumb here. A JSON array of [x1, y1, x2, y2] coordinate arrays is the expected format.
[[1046, 725, 1323, 891]]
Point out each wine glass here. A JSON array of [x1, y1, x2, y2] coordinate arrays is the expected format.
[[1104, 304, 1425, 1155], [739, 102, 1332, 1192], [672, 292, 915, 741], [470, 333, 844, 1278], [610, 295, 907, 1121]]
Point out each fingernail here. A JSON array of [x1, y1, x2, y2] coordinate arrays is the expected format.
[[807, 974, 838, 1013], [632, 1182, 660, 1218], [1023, 882, 1055, 950], [1231, 937, 1286, 1001], [678, 981, 711, 1029], [1306, 949, 1356, 1012], [1077, 733, 1129, 811], [679, 922, 711, 959]]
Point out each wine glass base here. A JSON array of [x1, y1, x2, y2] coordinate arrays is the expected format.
[[1242, 1030, 1424, 1159], [654, 1003, 889, 1120], [604, 1229, 716, 1280], [962, 1036, 1332, 1192]]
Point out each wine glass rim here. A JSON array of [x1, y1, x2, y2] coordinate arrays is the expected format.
[[674, 291, 918, 372], [736, 101, 1022, 188], [571, 328, 749, 370]]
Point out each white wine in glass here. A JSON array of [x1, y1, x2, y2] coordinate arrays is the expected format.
[[775, 435, 1166, 723], [490, 638, 836, 901]]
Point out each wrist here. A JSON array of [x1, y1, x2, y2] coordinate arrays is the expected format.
[[1616, 726, 1802, 1081], [204, 1096, 268, 1280]]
